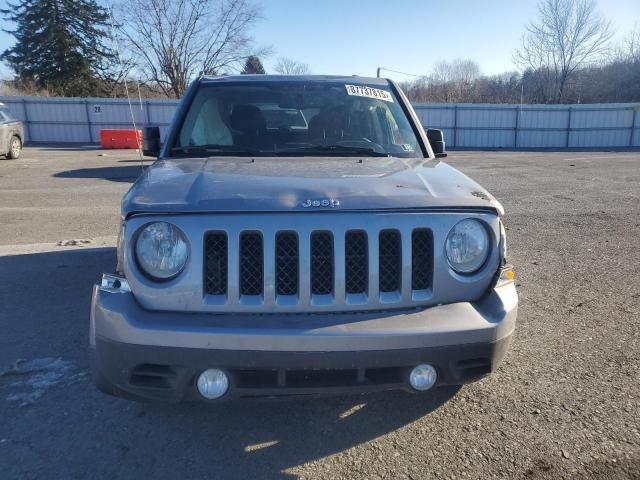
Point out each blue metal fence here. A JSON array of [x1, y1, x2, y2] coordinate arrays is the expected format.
[[412, 103, 640, 149], [1, 95, 639, 148]]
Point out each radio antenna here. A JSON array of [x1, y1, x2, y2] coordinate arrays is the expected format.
[[108, 5, 144, 171]]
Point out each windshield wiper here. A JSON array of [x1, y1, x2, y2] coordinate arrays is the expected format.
[[276, 145, 390, 157], [170, 144, 391, 158], [170, 145, 263, 156]]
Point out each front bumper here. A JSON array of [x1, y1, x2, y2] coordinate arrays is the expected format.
[[90, 281, 517, 402]]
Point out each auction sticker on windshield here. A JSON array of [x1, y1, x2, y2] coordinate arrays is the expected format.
[[345, 85, 394, 102]]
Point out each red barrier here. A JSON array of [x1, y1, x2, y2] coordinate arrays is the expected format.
[[99, 129, 142, 149]]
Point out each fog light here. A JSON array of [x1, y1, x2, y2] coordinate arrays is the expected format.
[[409, 364, 437, 391], [196, 369, 229, 399], [100, 274, 130, 293]]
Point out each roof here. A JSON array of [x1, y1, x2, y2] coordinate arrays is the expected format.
[[199, 74, 390, 86]]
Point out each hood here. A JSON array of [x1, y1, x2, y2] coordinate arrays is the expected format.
[[122, 156, 503, 217]]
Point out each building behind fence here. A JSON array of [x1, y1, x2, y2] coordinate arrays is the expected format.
[[1, 95, 639, 149]]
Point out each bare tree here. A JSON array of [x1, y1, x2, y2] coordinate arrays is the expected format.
[[116, 0, 267, 98], [431, 59, 480, 85], [616, 24, 640, 62], [399, 77, 429, 102], [514, 0, 613, 102], [0, 78, 51, 96], [430, 59, 481, 102], [274, 57, 311, 75]]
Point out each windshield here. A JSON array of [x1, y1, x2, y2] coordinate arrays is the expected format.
[[172, 81, 422, 158], [0, 109, 16, 122]]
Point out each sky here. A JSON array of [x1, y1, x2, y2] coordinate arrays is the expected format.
[[0, 0, 638, 82]]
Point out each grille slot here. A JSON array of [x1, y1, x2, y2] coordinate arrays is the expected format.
[[276, 232, 299, 295], [311, 232, 334, 295], [412, 229, 434, 290], [379, 230, 401, 292], [204, 232, 228, 295], [345, 231, 368, 294], [240, 232, 264, 296]]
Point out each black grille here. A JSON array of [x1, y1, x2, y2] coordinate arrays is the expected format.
[[412, 229, 433, 290], [204, 225, 434, 304], [276, 232, 299, 295], [204, 232, 227, 295], [379, 230, 401, 292], [311, 232, 334, 295], [345, 231, 368, 294], [240, 232, 263, 296]]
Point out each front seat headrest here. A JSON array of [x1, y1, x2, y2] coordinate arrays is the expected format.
[[230, 104, 266, 133]]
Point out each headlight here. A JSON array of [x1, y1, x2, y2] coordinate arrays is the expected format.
[[445, 219, 489, 273], [135, 222, 189, 280]]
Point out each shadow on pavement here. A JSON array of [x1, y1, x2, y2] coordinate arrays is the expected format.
[[26, 143, 101, 151], [28, 144, 145, 153], [0, 247, 460, 479], [53, 165, 145, 182], [0, 247, 116, 365], [136, 386, 460, 479]]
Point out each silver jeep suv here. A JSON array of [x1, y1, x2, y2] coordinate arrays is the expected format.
[[90, 75, 517, 402]]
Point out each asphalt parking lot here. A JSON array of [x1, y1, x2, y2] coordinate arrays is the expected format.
[[1, 146, 639, 479]]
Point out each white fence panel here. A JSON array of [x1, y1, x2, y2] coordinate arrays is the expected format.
[[29, 123, 88, 143], [517, 107, 569, 148], [519, 108, 569, 129], [1, 96, 639, 149], [517, 130, 567, 148], [457, 106, 516, 128], [414, 107, 455, 130], [570, 129, 631, 148], [456, 129, 515, 148]]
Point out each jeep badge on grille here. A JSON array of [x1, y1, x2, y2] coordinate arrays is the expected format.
[[301, 199, 340, 208]]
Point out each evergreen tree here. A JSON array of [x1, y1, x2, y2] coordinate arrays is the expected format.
[[1, 0, 113, 96], [241, 56, 265, 75]]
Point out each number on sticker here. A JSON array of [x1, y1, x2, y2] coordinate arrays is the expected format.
[[345, 85, 394, 102]]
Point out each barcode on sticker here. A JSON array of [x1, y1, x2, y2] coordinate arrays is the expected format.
[[345, 85, 394, 102]]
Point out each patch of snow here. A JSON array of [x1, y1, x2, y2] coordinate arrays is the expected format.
[[0, 357, 88, 407]]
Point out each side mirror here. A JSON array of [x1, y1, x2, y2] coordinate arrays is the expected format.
[[426, 128, 447, 158], [142, 126, 161, 157]]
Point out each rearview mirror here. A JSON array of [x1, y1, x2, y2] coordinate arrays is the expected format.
[[142, 126, 161, 157], [426, 128, 447, 158]]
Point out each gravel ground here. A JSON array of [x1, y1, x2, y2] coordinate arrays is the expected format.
[[0, 147, 639, 479]]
